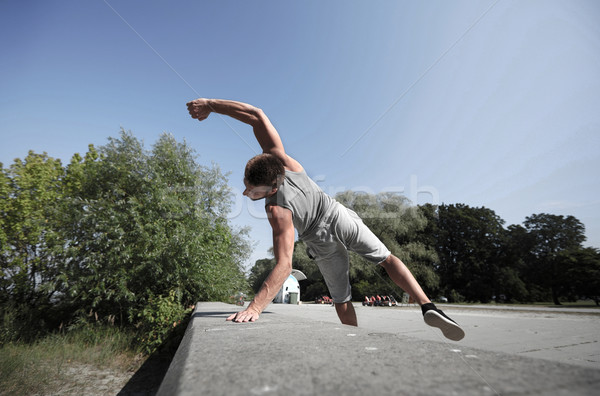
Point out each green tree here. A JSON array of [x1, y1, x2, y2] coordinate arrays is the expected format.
[[523, 213, 586, 305], [0, 164, 10, 264], [58, 130, 250, 325], [0, 152, 65, 335], [0, 131, 252, 346], [499, 225, 530, 302], [560, 247, 600, 305], [432, 204, 507, 302]]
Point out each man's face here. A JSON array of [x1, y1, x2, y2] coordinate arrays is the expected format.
[[243, 178, 276, 201]]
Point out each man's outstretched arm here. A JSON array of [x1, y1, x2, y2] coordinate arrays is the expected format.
[[187, 98, 301, 171], [227, 205, 295, 322]]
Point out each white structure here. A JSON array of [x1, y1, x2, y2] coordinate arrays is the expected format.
[[273, 269, 307, 304]]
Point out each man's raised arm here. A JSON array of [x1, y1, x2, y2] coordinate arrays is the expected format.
[[187, 98, 287, 160]]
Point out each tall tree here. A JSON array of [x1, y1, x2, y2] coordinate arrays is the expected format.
[[560, 247, 600, 305], [0, 153, 65, 300], [523, 213, 586, 305], [433, 204, 506, 302], [0, 152, 65, 333], [0, 164, 10, 266], [500, 225, 531, 302], [58, 131, 250, 324]]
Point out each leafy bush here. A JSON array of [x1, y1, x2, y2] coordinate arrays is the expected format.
[[1, 130, 250, 342], [135, 291, 193, 354], [448, 290, 465, 304]]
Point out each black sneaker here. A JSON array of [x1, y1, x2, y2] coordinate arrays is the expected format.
[[421, 303, 465, 341]]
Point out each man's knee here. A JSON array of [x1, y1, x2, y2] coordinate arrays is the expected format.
[[379, 253, 396, 267], [334, 301, 351, 307]]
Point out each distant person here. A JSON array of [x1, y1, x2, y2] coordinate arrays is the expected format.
[[187, 98, 465, 341]]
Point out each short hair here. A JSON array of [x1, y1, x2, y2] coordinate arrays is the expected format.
[[245, 153, 285, 187]]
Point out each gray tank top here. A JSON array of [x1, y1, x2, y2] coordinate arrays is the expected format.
[[265, 169, 335, 237]]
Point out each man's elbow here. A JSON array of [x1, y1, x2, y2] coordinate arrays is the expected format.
[[276, 259, 293, 276], [249, 107, 268, 126], [252, 106, 265, 116], [280, 259, 293, 272]]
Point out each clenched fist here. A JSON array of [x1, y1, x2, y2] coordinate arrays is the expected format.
[[186, 98, 212, 121]]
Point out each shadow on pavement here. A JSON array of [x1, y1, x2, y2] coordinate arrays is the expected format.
[[117, 350, 174, 396], [117, 306, 278, 394], [118, 308, 197, 395]]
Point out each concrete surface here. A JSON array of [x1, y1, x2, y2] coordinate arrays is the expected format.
[[158, 302, 600, 396], [266, 303, 600, 369]]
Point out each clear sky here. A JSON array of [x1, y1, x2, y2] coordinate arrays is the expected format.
[[1, 0, 599, 270]]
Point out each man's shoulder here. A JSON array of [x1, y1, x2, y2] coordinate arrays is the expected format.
[[265, 204, 293, 230], [265, 203, 292, 216]]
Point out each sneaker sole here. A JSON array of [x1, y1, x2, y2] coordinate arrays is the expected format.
[[424, 311, 465, 341]]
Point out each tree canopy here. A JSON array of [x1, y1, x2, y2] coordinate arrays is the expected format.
[[1, 130, 250, 344], [249, 196, 598, 306], [2, 128, 598, 348]]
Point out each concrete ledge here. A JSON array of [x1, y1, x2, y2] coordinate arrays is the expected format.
[[158, 302, 600, 395]]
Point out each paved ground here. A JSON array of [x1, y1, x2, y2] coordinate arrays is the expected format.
[[158, 302, 600, 396], [265, 302, 600, 369]]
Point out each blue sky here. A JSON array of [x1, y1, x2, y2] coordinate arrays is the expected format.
[[1, 0, 599, 270]]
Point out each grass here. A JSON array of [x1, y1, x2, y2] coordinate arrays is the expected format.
[[0, 325, 144, 396]]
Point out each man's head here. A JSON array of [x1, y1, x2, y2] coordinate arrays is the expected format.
[[243, 153, 284, 200]]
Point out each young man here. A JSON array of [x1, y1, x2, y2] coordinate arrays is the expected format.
[[187, 98, 465, 341]]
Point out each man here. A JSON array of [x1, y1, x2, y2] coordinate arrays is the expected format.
[[187, 98, 464, 341]]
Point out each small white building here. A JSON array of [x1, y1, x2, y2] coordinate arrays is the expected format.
[[273, 269, 307, 304]]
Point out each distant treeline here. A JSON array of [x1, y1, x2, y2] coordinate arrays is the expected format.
[[249, 193, 599, 306]]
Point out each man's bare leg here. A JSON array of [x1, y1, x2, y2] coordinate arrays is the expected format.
[[379, 254, 431, 305], [380, 254, 465, 341], [334, 301, 358, 326]]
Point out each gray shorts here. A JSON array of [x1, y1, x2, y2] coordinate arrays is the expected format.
[[302, 202, 391, 304]]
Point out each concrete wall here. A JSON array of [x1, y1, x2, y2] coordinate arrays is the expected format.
[[157, 302, 600, 395]]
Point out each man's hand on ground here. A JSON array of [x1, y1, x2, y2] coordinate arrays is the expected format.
[[226, 307, 260, 323], [186, 98, 212, 121]]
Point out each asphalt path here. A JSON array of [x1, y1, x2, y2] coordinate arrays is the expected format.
[[263, 302, 600, 369]]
